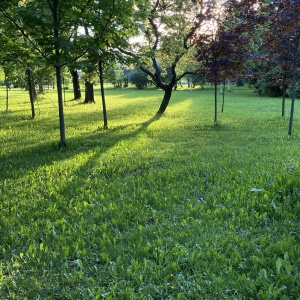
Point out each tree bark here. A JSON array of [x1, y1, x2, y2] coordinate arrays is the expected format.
[[84, 80, 95, 103], [282, 83, 286, 118], [53, 0, 66, 146], [26, 66, 35, 119], [38, 82, 44, 94], [6, 82, 8, 111], [221, 82, 225, 113], [157, 87, 173, 114], [214, 83, 218, 125], [4, 70, 9, 111], [99, 60, 108, 129], [70, 69, 81, 100], [55, 65, 67, 147], [281, 61, 288, 117]]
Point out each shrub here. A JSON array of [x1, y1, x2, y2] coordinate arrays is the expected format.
[[287, 83, 300, 99], [128, 68, 149, 89], [255, 75, 283, 97]]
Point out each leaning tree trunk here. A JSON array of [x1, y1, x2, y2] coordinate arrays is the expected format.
[[98, 61, 108, 129], [70, 69, 81, 100], [84, 80, 95, 103], [157, 86, 173, 114]]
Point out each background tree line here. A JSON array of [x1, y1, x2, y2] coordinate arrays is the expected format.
[[0, 0, 299, 145]]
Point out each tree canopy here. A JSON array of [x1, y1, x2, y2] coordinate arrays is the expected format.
[[0, 0, 147, 145], [0, 0, 299, 136]]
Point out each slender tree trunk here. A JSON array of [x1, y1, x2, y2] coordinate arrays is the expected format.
[[98, 61, 108, 129], [4, 70, 9, 111], [282, 84, 286, 118], [221, 82, 225, 113], [70, 69, 81, 100], [288, 36, 299, 136], [26, 66, 35, 119], [52, 1, 66, 147], [214, 83, 217, 125], [38, 82, 44, 94], [84, 80, 95, 103], [157, 87, 173, 114], [282, 61, 288, 117], [55, 65, 66, 147], [6, 81, 8, 111], [62, 75, 66, 106]]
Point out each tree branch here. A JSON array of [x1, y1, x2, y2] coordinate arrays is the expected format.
[[177, 71, 195, 82], [0, 7, 49, 61]]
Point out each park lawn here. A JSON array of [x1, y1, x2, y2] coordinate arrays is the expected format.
[[0, 85, 299, 299]]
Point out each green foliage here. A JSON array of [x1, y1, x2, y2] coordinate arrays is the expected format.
[[0, 86, 300, 299], [128, 67, 149, 89], [254, 71, 284, 97], [105, 63, 127, 88], [287, 83, 300, 99]]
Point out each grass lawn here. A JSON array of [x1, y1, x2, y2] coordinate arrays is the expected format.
[[0, 84, 299, 299]]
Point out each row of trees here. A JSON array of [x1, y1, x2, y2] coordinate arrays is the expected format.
[[191, 0, 300, 128], [0, 0, 299, 145]]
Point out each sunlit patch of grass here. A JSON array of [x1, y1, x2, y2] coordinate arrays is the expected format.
[[0, 85, 299, 299]]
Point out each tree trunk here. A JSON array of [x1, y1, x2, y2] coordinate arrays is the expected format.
[[38, 82, 44, 94], [214, 83, 218, 125], [26, 66, 35, 119], [6, 81, 8, 111], [157, 87, 173, 114], [84, 80, 95, 103], [221, 82, 225, 113], [70, 69, 81, 100], [4, 70, 9, 111], [99, 61, 108, 129], [281, 61, 288, 117], [282, 84, 286, 118], [52, 2, 66, 147], [288, 35, 299, 136], [55, 65, 67, 147]]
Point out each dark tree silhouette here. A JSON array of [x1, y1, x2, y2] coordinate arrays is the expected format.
[[193, 0, 255, 124], [259, 0, 300, 133]]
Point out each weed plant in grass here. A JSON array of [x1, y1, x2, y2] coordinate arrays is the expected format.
[[0, 85, 300, 299]]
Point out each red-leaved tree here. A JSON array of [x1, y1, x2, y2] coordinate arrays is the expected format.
[[260, 0, 300, 134], [193, 0, 258, 125]]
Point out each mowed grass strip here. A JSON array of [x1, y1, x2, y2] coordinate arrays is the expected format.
[[0, 85, 299, 299]]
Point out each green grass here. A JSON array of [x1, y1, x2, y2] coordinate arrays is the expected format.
[[0, 85, 300, 299]]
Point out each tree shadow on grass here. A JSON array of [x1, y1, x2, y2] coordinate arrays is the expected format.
[[0, 114, 160, 183]]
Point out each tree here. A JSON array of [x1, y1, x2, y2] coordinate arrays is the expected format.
[[193, 0, 255, 124], [75, 0, 145, 128], [0, 12, 38, 116], [0, 0, 98, 146], [120, 0, 216, 114], [259, 0, 300, 134], [107, 63, 125, 88], [69, 68, 82, 100]]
